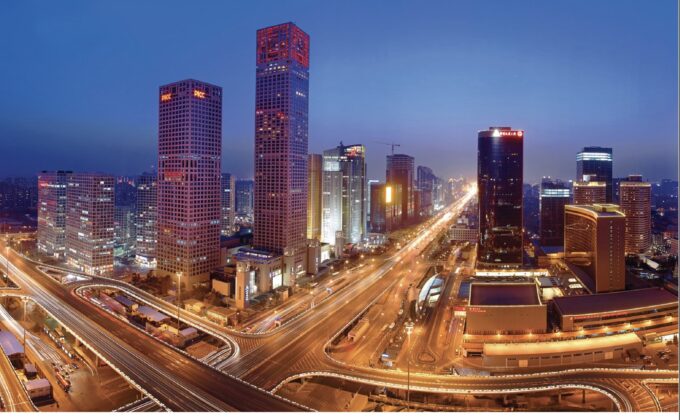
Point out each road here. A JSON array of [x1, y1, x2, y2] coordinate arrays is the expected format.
[[3, 188, 678, 412]]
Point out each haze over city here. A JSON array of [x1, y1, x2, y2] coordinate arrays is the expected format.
[[0, 0, 677, 182]]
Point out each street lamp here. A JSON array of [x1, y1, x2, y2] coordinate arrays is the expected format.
[[176, 272, 183, 334], [404, 320, 414, 411]]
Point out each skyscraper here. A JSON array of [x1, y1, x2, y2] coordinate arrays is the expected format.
[[576, 147, 613, 202], [366, 179, 380, 226], [477, 127, 524, 267], [235, 179, 254, 218], [37, 170, 71, 258], [65, 173, 115, 274], [369, 182, 402, 234], [254, 22, 310, 283], [221, 173, 236, 236], [157, 79, 222, 287], [321, 143, 367, 245], [386, 154, 415, 227], [565, 204, 625, 293], [417, 166, 436, 217], [573, 180, 607, 205], [321, 160, 342, 245], [135, 172, 157, 267], [539, 177, 571, 247], [619, 175, 652, 254], [306, 154, 322, 241]]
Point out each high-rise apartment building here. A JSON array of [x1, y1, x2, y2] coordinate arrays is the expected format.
[[65, 173, 115, 274], [477, 127, 524, 267], [37, 170, 71, 258], [157, 79, 222, 287], [135, 172, 157, 267], [539, 177, 571, 247], [619, 175, 651, 254], [573, 180, 607, 205], [253, 22, 310, 283], [386, 154, 415, 227], [576, 147, 613, 202], [564, 204, 625, 293], [306, 154, 322, 240], [221, 173, 236, 236]]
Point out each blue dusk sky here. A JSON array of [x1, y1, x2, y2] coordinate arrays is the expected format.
[[0, 0, 677, 183]]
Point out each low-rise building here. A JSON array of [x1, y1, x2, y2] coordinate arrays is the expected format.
[[483, 333, 642, 368], [552, 288, 678, 336], [465, 283, 547, 335], [183, 298, 206, 315]]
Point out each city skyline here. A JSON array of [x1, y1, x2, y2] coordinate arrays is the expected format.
[[1, 0, 678, 183]]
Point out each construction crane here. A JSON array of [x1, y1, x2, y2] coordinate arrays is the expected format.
[[374, 141, 401, 155]]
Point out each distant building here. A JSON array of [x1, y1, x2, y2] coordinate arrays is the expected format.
[[477, 127, 524, 267], [114, 204, 136, 257], [573, 180, 606, 205], [576, 146, 613, 202], [417, 165, 436, 217], [366, 179, 380, 226], [386, 154, 415, 227], [306, 154, 322, 241], [37, 170, 71, 258], [65, 173, 115, 275], [157, 79, 222, 287], [619, 175, 651, 254], [369, 182, 402, 233], [235, 179, 254, 218], [539, 177, 570, 247], [564, 204, 625, 293], [221, 173, 236, 236], [135, 172, 157, 266]]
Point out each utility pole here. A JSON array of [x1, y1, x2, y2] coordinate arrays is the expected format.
[[405, 320, 414, 411]]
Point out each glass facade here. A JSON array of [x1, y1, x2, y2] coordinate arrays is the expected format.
[[477, 127, 524, 266], [540, 177, 571, 247], [576, 146, 613, 202]]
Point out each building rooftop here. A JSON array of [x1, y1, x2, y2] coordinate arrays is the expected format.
[[114, 295, 135, 308], [24, 378, 51, 391], [0, 330, 24, 356], [484, 332, 641, 357], [136, 305, 170, 323], [553, 287, 677, 316], [469, 283, 541, 306]]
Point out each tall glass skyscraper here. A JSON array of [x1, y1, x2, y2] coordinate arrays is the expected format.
[[157, 79, 222, 287], [321, 144, 366, 245], [37, 170, 71, 258], [576, 146, 613, 202], [253, 22, 310, 283], [386, 154, 415, 227], [135, 172, 157, 267], [539, 177, 571, 247], [477, 127, 524, 267]]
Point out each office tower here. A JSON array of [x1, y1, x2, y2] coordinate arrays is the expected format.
[[321, 143, 367, 245], [576, 146, 613, 202], [253, 22, 310, 283], [619, 175, 652, 254], [539, 177, 571, 247], [135, 172, 157, 266], [321, 164, 342, 245], [114, 204, 136, 257], [221, 173, 236, 236], [157, 79, 222, 287], [65, 173, 115, 274], [564, 204, 625, 293], [37, 171, 72, 258], [366, 179, 380, 225], [386, 154, 415, 226], [477, 127, 524, 267], [573, 180, 607, 205], [307, 154, 322, 240], [369, 182, 402, 233], [417, 166, 435, 217], [235, 179, 254, 218]]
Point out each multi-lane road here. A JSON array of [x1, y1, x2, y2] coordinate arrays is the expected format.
[[1, 188, 678, 412]]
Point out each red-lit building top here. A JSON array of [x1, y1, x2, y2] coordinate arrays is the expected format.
[[257, 22, 309, 68]]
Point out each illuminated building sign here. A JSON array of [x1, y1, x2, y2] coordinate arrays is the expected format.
[[576, 152, 612, 162], [193, 89, 206, 99], [492, 129, 524, 138], [343, 145, 365, 158], [161, 93, 172, 101], [385, 186, 392, 204], [541, 189, 571, 198]]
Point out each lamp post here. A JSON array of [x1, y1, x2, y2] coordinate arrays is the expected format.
[[176, 272, 183, 334], [405, 320, 414, 411]]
